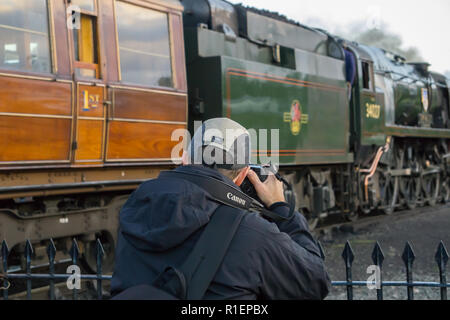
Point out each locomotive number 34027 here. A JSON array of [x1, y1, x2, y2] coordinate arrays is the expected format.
[[366, 103, 381, 119]]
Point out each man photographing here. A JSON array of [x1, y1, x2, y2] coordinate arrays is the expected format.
[[111, 118, 330, 300]]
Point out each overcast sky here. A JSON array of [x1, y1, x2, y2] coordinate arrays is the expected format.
[[228, 0, 450, 75]]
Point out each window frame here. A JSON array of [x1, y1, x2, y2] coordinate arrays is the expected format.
[[70, 0, 101, 80], [113, 0, 176, 90], [361, 60, 375, 92], [71, 0, 98, 16], [0, 0, 56, 78]]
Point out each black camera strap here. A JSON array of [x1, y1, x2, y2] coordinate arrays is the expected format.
[[159, 171, 294, 222], [181, 205, 243, 299]]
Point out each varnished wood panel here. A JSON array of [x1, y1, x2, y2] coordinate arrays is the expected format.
[[0, 116, 71, 162], [75, 119, 103, 161], [170, 14, 187, 92], [52, 0, 71, 76], [78, 85, 104, 117], [106, 121, 185, 160], [0, 76, 72, 116], [112, 88, 186, 122]]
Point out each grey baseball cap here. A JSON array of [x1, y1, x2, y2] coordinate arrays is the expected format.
[[187, 118, 251, 170]]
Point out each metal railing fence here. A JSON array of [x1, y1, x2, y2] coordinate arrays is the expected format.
[[319, 240, 449, 300], [1, 239, 111, 300], [1, 238, 448, 300]]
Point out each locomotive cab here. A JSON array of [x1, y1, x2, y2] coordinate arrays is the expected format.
[[342, 43, 387, 157], [430, 72, 450, 129]]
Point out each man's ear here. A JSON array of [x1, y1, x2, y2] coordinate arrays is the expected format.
[[233, 166, 250, 187], [181, 150, 189, 165]]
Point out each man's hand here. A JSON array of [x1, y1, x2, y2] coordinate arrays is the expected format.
[[247, 170, 286, 207]]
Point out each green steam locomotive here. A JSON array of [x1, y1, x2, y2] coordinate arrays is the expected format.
[[181, 0, 450, 228]]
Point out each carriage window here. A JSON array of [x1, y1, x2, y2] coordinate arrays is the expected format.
[[0, 0, 51, 74], [72, 13, 99, 78], [116, 1, 173, 88]]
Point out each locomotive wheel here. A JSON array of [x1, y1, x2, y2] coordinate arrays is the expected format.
[[440, 178, 450, 203], [399, 149, 420, 210], [342, 173, 359, 222], [421, 158, 440, 207], [422, 173, 440, 206], [378, 166, 399, 215]]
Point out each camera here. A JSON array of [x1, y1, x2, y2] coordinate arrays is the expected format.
[[240, 164, 281, 206]]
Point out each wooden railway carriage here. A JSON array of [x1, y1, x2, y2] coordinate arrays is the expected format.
[[0, 0, 187, 271]]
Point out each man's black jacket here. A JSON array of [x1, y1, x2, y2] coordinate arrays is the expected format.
[[111, 165, 331, 299]]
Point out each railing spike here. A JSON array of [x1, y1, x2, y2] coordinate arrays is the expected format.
[[47, 238, 56, 260], [435, 241, 448, 300], [371, 241, 385, 300], [342, 241, 354, 267], [341, 241, 354, 300], [402, 241, 415, 300], [96, 239, 105, 300], [1, 240, 9, 300], [25, 240, 33, 300], [96, 239, 105, 258], [25, 240, 34, 256], [1, 240, 8, 260], [435, 241, 449, 266], [69, 239, 80, 300], [47, 238, 56, 300], [402, 241, 416, 266], [371, 241, 385, 267], [317, 241, 325, 260], [69, 238, 79, 260]]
